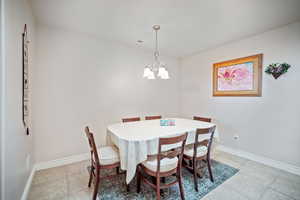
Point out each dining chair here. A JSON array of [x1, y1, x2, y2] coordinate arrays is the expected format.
[[193, 116, 212, 123], [137, 133, 188, 200], [145, 115, 162, 120], [122, 117, 141, 123], [183, 126, 216, 192], [84, 126, 125, 200]]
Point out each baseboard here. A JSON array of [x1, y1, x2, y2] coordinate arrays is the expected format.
[[20, 153, 90, 200], [20, 166, 36, 200], [217, 145, 300, 176], [20, 146, 300, 200], [35, 152, 89, 171]]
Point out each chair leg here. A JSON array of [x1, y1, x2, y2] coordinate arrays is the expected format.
[[151, 176, 156, 184], [197, 160, 203, 178], [116, 166, 120, 174], [193, 159, 198, 192], [88, 168, 93, 187], [152, 176, 163, 195], [207, 158, 214, 182], [156, 177, 161, 200], [137, 168, 141, 193], [178, 169, 185, 200], [124, 171, 130, 192], [197, 171, 203, 178], [92, 169, 100, 200]]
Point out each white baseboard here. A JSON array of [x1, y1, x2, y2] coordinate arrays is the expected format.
[[21, 166, 36, 200], [217, 145, 300, 176], [21, 153, 90, 200], [20, 146, 300, 199], [35, 152, 89, 171]]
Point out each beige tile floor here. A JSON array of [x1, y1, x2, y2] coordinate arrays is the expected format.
[[28, 150, 300, 200]]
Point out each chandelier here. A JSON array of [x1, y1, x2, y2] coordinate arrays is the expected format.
[[143, 25, 169, 79]]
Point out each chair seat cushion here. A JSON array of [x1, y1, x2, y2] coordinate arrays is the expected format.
[[98, 146, 120, 165], [142, 157, 178, 172], [184, 145, 208, 158]]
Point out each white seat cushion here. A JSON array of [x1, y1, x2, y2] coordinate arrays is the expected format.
[[142, 157, 178, 172], [184, 145, 208, 157], [97, 146, 120, 165]]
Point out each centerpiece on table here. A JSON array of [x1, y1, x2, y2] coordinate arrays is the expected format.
[[160, 119, 175, 126]]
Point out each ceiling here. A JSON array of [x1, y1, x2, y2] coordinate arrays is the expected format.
[[30, 0, 300, 58]]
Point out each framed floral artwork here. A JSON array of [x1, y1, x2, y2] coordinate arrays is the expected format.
[[213, 54, 262, 96]]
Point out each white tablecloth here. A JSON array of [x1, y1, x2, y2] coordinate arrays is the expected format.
[[107, 118, 219, 183]]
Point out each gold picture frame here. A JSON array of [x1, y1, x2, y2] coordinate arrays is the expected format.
[[213, 54, 263, 96]]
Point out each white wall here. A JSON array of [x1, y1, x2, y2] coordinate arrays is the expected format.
[[33, 25, 180, 163], [0, 0, 4, 198], [1, 0, 35, 199], [180, 22, 300, 167]]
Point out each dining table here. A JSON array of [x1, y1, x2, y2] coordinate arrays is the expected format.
[[107, 117, 219, 184]]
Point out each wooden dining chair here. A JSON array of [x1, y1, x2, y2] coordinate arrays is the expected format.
[[122, 117, 141, 123], [145, 115, 162, 120], [84, 126, 125, 200], [193, 116, 212, 123], [183, 126, 216, 192], [137, 133, 188, 200]]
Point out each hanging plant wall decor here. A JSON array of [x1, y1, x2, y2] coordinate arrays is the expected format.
[[265, 63, 291, 79]]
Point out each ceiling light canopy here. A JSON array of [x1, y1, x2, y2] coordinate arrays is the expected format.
[[143, 25, 169, 80]]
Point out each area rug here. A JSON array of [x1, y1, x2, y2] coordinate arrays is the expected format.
[[96, 160, 238, 200]]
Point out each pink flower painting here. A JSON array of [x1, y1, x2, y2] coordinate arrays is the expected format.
[[217, 62, 253, 91]]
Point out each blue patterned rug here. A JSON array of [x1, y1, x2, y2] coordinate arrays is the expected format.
[[96, 160, 238, 200]]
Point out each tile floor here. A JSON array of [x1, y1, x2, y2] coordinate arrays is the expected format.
[[28, 150, 300, 200]]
